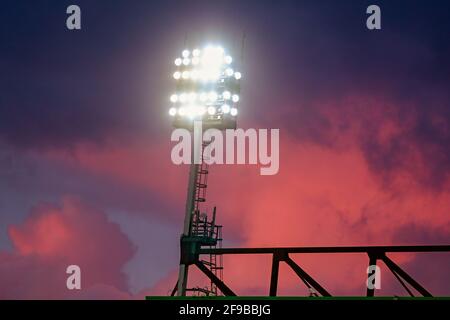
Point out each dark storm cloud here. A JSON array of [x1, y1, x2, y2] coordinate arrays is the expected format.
[[359, 97, 450, 189], [391, 224, 450, 295], [0, 0, 449, 298], [0, 0, 449, 186], [393, 223, 450, 244], [2, 0, 448, 152], [0, 0, 175, 149], [0, 143, 177, 220], [246, 0, 450, 188]]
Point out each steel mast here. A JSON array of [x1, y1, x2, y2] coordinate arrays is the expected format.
[[169, 46, 241, 296]]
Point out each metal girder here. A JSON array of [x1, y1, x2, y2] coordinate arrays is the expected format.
[[170, 281, 178, 297], [195, 261, 236, 296], [381, 254, 432, 297], [192, 245, 449, 297], [268, 250, 330, 297], [284, 256, 331, 297], [199, 245, 450, 255]]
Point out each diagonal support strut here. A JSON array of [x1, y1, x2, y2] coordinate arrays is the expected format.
[[195, 261, 236, 296], [284, 256, 331, 297], [381, 254, 432, 297]]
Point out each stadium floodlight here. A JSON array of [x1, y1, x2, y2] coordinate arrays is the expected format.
[[188, 92, 197, 102], [182, 71, 190, 79], [207, 106, 216, 115], [182, 49, 190, 58], [221, 104, 230, 114], [225, 68, 234, 77], [170, 45, 242, 130], [169, 107, 177, 116], [208, 91, 218, 102], [224, 55, 233, 64], [179, 93, 187, 103], [172, 44, 244, 298], [222, 91, 231, 100]]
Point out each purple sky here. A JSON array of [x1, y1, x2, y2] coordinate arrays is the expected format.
[[0, 0, 449, 298]]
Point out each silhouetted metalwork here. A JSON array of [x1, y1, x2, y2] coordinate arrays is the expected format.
[[172, 244, 450, 297], [168, 43, 450, 299]]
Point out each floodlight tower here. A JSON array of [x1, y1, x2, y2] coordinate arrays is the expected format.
[[161, 46, 450, 300], [168, 45, 242, 296]]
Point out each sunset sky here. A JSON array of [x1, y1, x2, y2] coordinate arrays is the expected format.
[[0, 0, 449, 298]]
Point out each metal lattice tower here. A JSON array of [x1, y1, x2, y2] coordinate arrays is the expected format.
[[189, 144, 224, 296], [174, 141, 224, 297], [167, 44, 450, 299], [169, 45, 241, 296]]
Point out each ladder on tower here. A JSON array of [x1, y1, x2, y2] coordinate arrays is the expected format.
[[189, 143, 224, 296], [194, 160, 209, 211], [191, 208, 223, 296]]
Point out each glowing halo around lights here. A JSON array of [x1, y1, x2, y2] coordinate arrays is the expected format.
[[188, 92, 197, 102], [179, 93, 187, 103], [170, 45, 242, 125], [198, 105, 206, 115], [207, 106, 216, 115], [208, 91, 218, 102], [222, 104, 230, 114], [225, 68, 234, 77], [224, 55, 232, 64], [182, 50, 190, 58], [223, 91, 231, 100], [169, 107, 177, 116]]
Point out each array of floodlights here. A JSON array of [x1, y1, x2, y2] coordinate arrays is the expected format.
[[169, 45, 241, 129]]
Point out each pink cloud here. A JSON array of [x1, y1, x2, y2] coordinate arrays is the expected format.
[[0, 196, 136, 299], [44, 141, 186, 212], [33, 94, 450, 296]]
